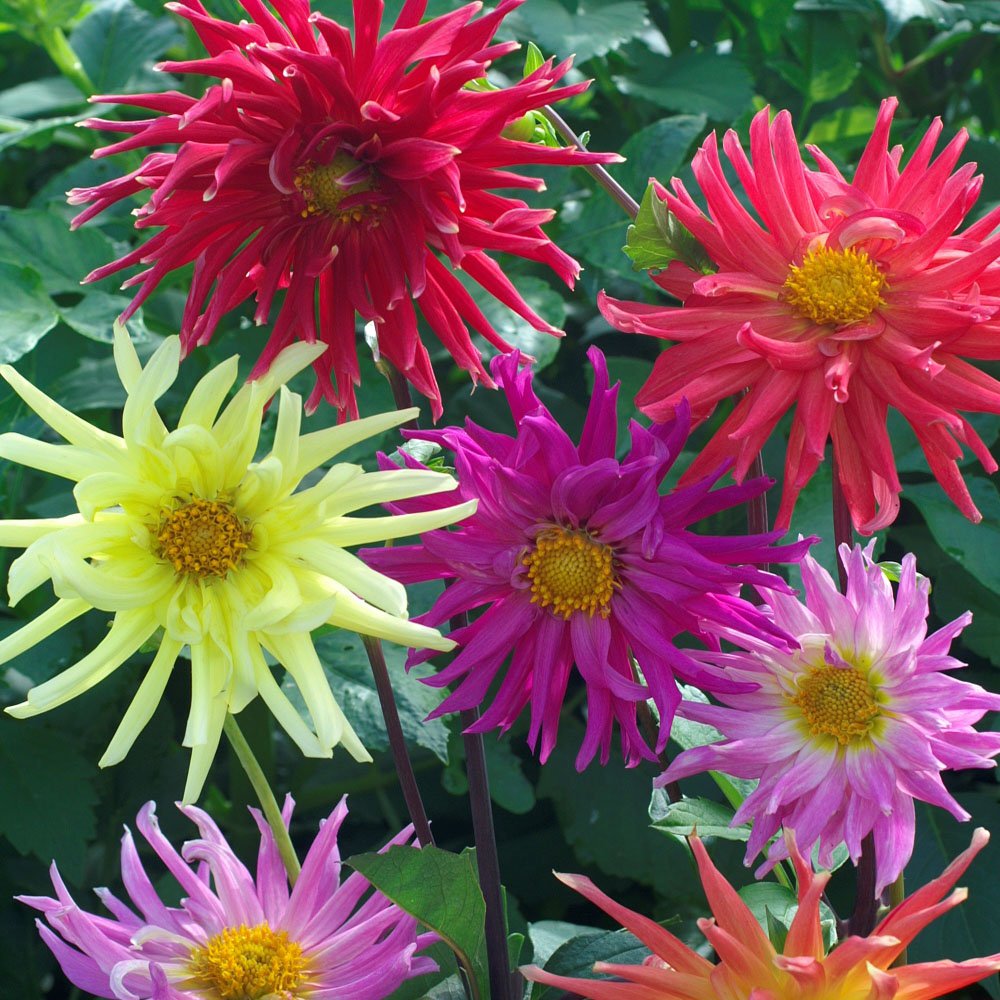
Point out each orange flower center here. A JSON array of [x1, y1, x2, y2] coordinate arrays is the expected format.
[[523, 528, 617, 619], [157, 498, 251, 579], [186, 923, 306, 1000], [783, 246, 886, 327], [295, 151, 378, 222], [789, 664, 881, 745]]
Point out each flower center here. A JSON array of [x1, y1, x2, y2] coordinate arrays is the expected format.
[[295, 151, 377, 222], [523, 528, 617, 619], [789, 665, 881, 745], [186, 924, 306, 1000], [157, 498, 251, 579], [782, 246, 886, 327]]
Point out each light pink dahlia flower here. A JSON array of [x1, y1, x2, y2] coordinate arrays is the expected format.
[[658, 541, 1000, 894], [20, 797, 435, 1000], [600, 98, 1000, 532], [363, 348, 812, 768], [69, 0, 615, 417]]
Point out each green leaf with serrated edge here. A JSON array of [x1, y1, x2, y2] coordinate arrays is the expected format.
[[905, 478, 1000, 597], [650, 795, 750, 842], [0, 263, 60, 362], [529, 928, 649, 1000], [904, 796, 1000, 1000], [624, 183, 714, 274], [0, 717, 98, 880], [59, 291, 152, 343], [347, 845, 488, 1000]]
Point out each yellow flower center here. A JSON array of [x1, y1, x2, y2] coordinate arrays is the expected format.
[[186, 924, 306, 1000], [295, 151, 377, 222], [789, 665, 881, 745], [523, 528, 617, 619], [782, 246, 886, 327], [157, 498, 251, 579]]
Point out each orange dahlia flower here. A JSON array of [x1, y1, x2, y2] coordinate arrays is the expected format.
[[522, 828, 1000, 1000]]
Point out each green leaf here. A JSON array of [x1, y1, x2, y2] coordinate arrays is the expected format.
[[0, 717, 98, 880], [650, 795, 750, 842], [614, 50, 753, 121], [71, 0, 182, 92], [0, 111, 88, 153], [0, 206, 120, 296], [0, 76, 83, 117], [529, 928, 648, 1000], [0, 263, 60, 361], [624, 182, 714, 274], [59, 290, 151, 343], [347, 845, 488, 1000], [523, 40, 545, 76], [565, 115, 705, 277], [905, 478, 1000, 598], [738, 882, 838, 951], [298, 631, 450, 763], [906, 796, 1000, 1000], [504, 0, 649, 64], [465, 275, 566, 373]]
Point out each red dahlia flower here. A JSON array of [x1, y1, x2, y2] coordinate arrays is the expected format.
[[601, 98, 1000, 532], [69, 0, 615, 416]]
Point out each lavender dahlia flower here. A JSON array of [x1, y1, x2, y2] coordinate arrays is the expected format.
[[658, 541, 1000, 894], [21, 797, 435, 1000], [364, 348, 812, 768]]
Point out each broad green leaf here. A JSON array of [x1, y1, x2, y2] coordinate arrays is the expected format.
[[504, 0, 648, 64], [624, 182, 713, 273], [905, 796, 1000, 999], [0, 206, 120, 295], [905, 478, 1000, 598], [649, 795, 750, 842], [0, 717, 98, 880], [527, 920, 602, 970], [442, 729, 536, 814], [0, 263, 60, 362], [0, 76, 83, 117], [466, 275, 566, 372], [71, 0, 182, 92], [59, 290, 151, 343], [614, 50, 753, 121], [0, 111, 88, 153], [738, 882, 838, 951], [528, 928, 648, 1000], [347, 845, 488, 1000]]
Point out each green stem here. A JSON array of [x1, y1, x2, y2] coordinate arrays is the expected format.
[[224, 714, 301, 885], [888, 873, 906, 966], [36, 24, 94, 97]]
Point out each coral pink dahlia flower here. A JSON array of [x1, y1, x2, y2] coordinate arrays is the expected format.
[[657, 541, 1000, 894], [600, 98, 1000, 532], [20, 797, 436, 1000], [522, 829, 1000, 1000], [363, 348, 812, 768], [69, 0, 614, 417]]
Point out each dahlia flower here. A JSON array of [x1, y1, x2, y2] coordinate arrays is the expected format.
[[21, 796, 437, 1000], [0, 325, 474, 801], [657, 541, 1000, 894], [600, 97, 1000, 532], [362, 347, 811, 768], [522, 828, 1000, 1000], [69, 0, 615, 418]]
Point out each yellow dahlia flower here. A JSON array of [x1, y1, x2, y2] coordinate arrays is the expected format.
[[0, 325, 474, 801]]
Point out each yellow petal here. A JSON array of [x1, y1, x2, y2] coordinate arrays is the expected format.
[[182, 695, 229, 804], [179, 353, 239, 429], [0, 434, 109, 482], [184, 639, 230, 748], [99, 634, 183, 767], [322, 468, 458, 518], [327, 588, 455, 652], [0, 597, 90, 671], [0, 514, 85, 548], [251, 641, 328, 758], [121, 336, 179, 446], [320, 499, 478, 547]]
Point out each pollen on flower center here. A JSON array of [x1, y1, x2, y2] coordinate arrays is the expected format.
[[295, 151, 377, 222], [523, 527, 617, 619], [789, 665, 881, 745], [186, 923, 306, 1000], [156, 498, 251, 579], [782, 245, 887, 327]]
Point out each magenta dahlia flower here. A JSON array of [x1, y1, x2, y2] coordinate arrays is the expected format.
[[68, 0, 615, 417], [657, 541, 1000, 894], [600, 98, 1000, 532], [20, 796, 435, 1000], [362, 347, 812, 768]]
